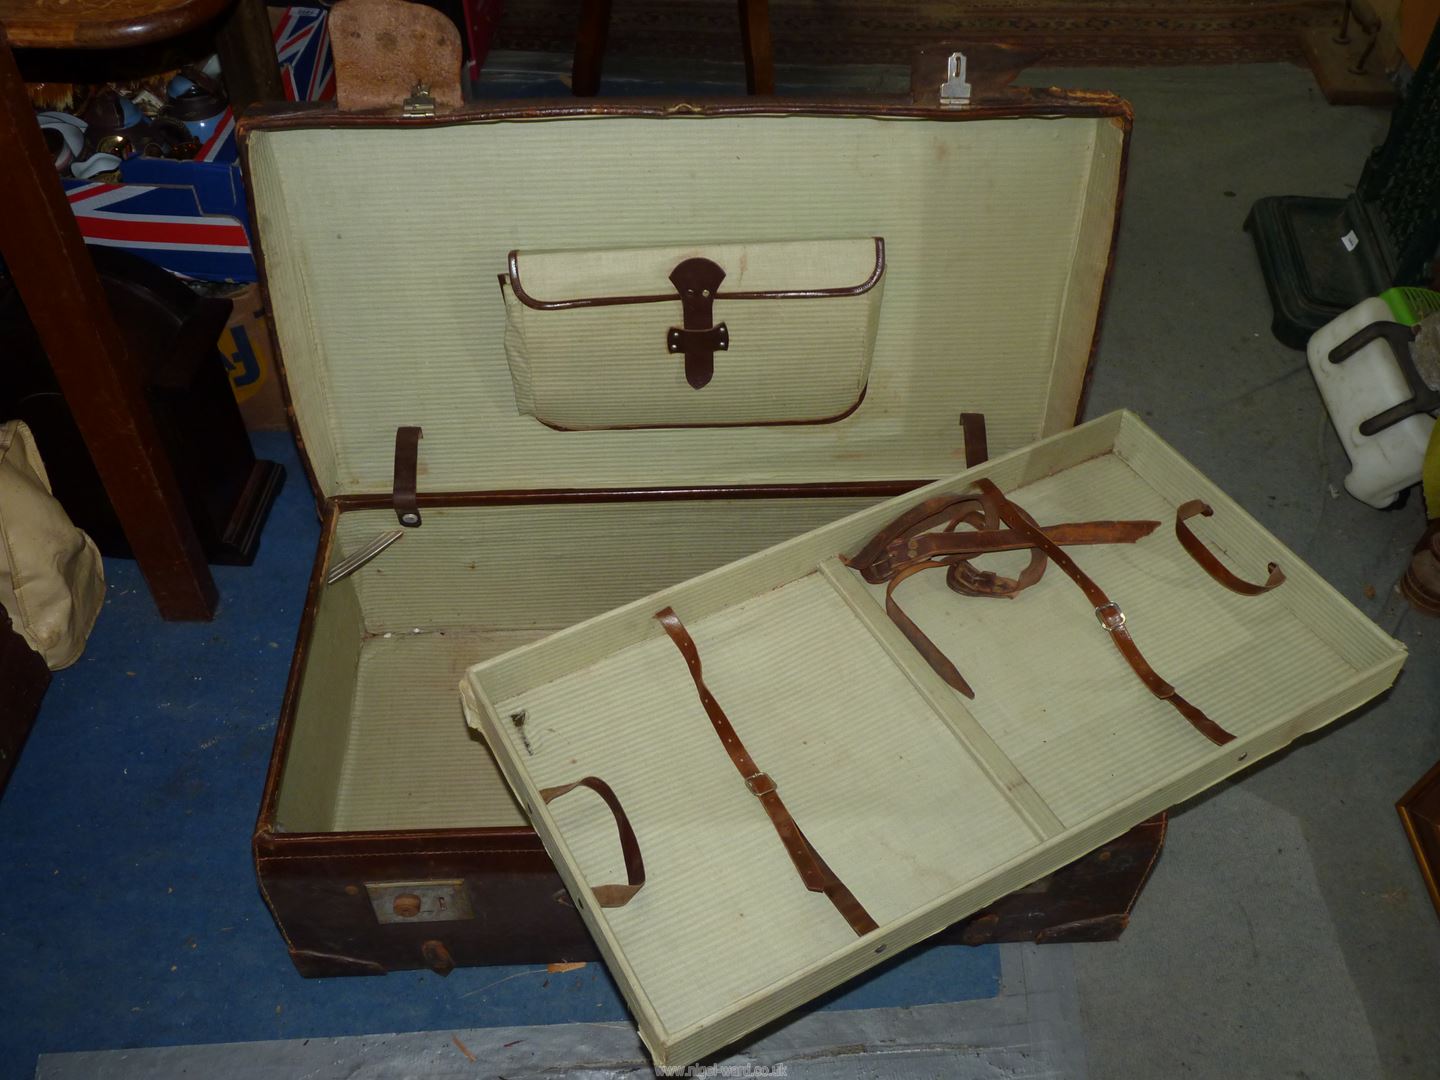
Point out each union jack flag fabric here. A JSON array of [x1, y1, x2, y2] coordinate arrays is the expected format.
[[62, 6, 335, 282]]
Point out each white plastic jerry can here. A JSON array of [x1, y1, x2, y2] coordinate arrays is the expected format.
[[1306, 297, 1438, 509]]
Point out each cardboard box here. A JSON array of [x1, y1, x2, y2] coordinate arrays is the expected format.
[[219, 284, 287, 430]]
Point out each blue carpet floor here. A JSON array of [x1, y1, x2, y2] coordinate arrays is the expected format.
[[0, 431, 1000, 1079]]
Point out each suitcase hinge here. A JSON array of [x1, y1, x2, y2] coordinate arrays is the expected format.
[[403, 82, 437, 118], [940, 52, 972, 108]]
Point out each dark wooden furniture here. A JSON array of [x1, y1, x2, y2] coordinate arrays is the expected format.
[[0, 0, 282, 620], [0, 606, 49, 795], [572, 0, 775, 95], [0, 248, 286, 565], [1399, 758, 1440, 923]]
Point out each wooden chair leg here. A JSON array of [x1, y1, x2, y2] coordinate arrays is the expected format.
[[738, 0, 774, 94], [0, 35, 217, 621], [573, 0, 612, 97], [215, 0, 286, 112]]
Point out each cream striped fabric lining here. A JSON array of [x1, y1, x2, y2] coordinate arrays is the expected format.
[[246, 112, 1124, 495]]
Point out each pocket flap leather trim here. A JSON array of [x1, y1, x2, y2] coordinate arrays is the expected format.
[[506, 237, 885, 311]]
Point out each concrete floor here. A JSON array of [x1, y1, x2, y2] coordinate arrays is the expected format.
[[1055, 64, 1440, 1080]]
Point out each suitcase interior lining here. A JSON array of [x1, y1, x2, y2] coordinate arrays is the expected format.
[[463, 410, 1405, 1062], [272, 495, 884, 834], [245, 112, 1123, 496]]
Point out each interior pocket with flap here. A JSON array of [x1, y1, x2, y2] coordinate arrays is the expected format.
[[500, 237, 885, 430]]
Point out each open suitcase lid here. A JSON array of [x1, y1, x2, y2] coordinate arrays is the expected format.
[[239, 76, 1130, 502]]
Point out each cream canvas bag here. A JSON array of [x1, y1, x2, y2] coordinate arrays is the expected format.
[[0, 421, 104, 669]]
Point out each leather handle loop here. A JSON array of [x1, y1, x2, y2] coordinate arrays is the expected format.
[[1175, 500, 1284, 596], [539, 777, 646, 908]]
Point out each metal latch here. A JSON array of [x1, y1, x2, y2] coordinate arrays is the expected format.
[[940, 52, 972, 108], [367, 879, 475, 924], [403, 82, 437, 118]]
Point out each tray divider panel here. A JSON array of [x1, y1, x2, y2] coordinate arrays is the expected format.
[[815, 556, 1065, 840]]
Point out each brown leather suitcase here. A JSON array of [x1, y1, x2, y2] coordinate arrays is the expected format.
[[242, 56, 1155, 977]]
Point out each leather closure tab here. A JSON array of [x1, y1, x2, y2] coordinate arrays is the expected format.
[[393, 426, 423, 527], [667, 258, 730, 389]]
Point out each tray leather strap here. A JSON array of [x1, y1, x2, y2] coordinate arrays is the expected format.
[[845, 493, 1160, 699], [974, 479, 1236, 746], [654, 606, 878, 937], [539, 776, 647, 908], [1175, 500, 1285, 595], [845, 478, 1247, 746]]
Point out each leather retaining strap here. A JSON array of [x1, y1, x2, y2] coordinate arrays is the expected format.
[[960, 412, 989, 467], [539, 776, 646, 908], [654, 606, 878, 937], [1175, 500, 1284, 595], [393, 426, 423, 527], [974, 479, 1236, 747], [844, 492, 1160, 699]]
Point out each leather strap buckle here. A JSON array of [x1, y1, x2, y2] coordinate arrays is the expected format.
[[745, 772, 776, 797], [1095, 601, 1127, 632]]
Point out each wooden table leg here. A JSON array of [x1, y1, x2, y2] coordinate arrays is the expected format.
[[572, 0, 611, 96], [214, 0, 284, 112], [738, 0, 774, 94], [0, 35, 217, 621]]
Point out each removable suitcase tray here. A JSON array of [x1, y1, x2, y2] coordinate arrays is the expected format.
[[463, 410, 1405, 1068]]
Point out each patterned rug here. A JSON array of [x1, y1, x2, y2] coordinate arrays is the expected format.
[[493, 0, 1343, 67]]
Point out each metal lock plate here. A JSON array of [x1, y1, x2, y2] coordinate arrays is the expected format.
[[366, 879, 474, 924]]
